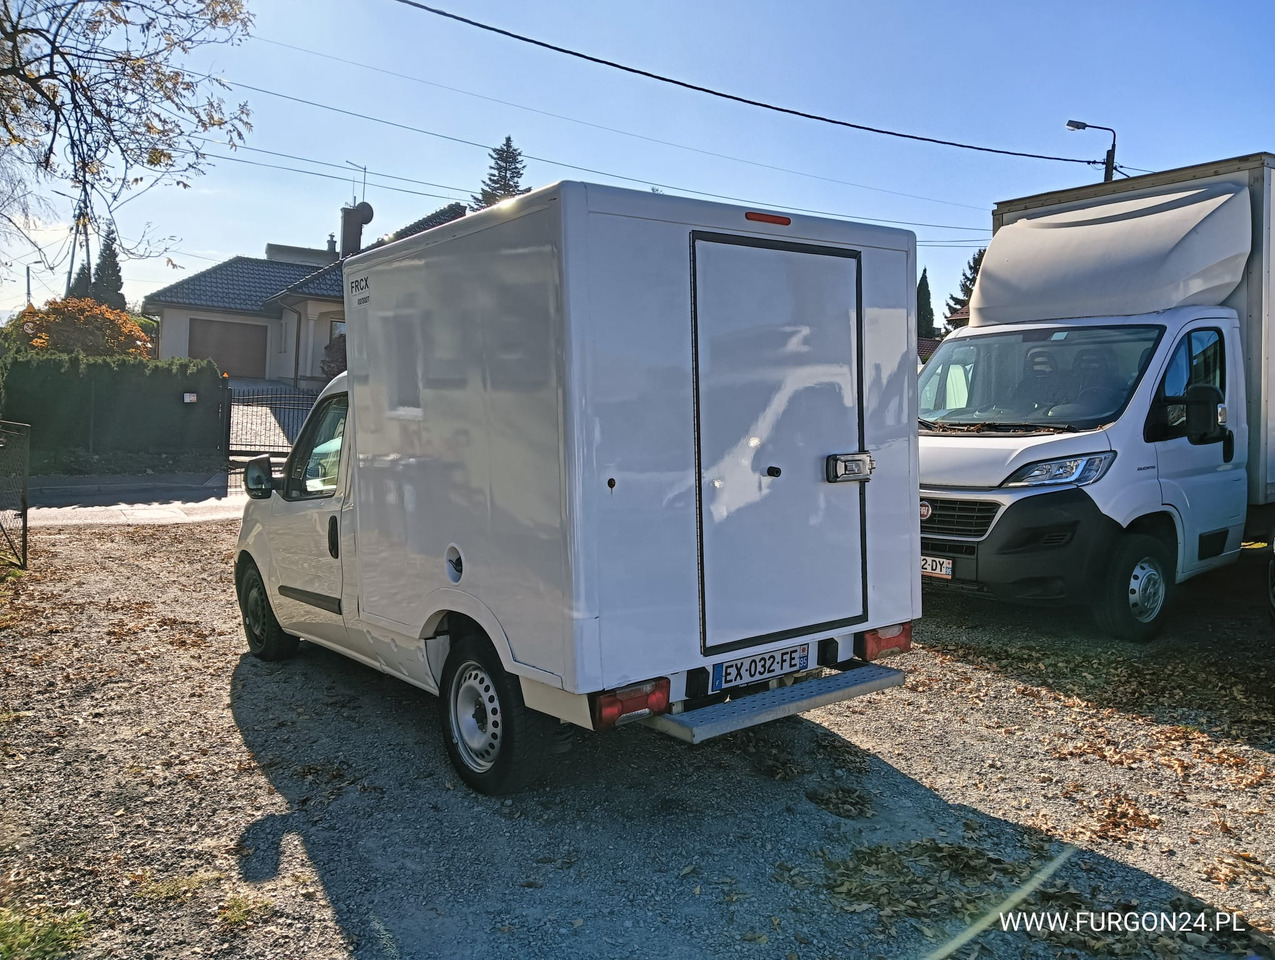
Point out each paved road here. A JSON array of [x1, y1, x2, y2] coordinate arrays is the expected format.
[[27, 472, 247, 526], [29, 496, 247, 527]]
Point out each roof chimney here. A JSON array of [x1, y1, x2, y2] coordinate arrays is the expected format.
[[341, 202, 374, 258], [326, 232, 337, 259]]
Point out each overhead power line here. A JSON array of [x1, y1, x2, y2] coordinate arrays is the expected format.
[[201, 138, 991, 242], [255, 35, 987, 212], [386, 0, 1101, 167], [218, 76, 988, 232], [185, 137, 990, 246], [190, 138, 471, 197], [189, 148, 470, 204]]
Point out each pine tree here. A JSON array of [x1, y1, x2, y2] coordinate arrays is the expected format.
[[470, 136, 532, 210], [917, 268, 936, 338], [68, 262, 92, 299], [944, 247, 986, 323], [91, 228, 127, 310]]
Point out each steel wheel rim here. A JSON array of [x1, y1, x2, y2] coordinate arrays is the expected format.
[[245, 582, 268, 643], [1127, 557, 1165, 623], [449, 660, 501, 774]]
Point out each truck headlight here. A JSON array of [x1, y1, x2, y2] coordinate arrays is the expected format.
[[1002, 452, 1115, 487]]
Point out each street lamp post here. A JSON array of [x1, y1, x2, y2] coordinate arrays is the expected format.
[[1066, 119, 1117, 182]]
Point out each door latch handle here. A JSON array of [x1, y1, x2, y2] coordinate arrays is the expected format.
[[327, 515, 339, 559], [825, 453, 874, 483]]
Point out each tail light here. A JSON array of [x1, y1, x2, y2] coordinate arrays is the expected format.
[[857, 622, 912, 661], [745, 211, 791, 226], [594, 678, 671, 729]]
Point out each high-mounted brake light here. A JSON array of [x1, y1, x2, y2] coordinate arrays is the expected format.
[[857, 622, 912, 662], [595, 678, 671, 729], [745, 211, 791, 226]]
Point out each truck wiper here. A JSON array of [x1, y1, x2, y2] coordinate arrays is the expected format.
[[966, 421, 1078, 433], [918, 418, 1077, 434], [917, 418, 985, 433]]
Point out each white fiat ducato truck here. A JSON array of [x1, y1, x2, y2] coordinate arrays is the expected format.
[[234, 182, 921, 793], [917, 154, 1275, 641]]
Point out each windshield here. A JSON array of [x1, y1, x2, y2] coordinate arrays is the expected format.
[[918, 324, 1162, 431]]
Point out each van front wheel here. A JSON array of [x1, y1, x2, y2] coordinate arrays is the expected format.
[[1094, 534, 1172, 643], [440, 633, 550, 795], [238, 563, 299, 661]]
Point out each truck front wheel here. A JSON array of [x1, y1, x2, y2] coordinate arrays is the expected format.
[[440, 633, 551, 795], [1093, 533, 1172, 643]]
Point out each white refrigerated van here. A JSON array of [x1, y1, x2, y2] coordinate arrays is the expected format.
[[235, 182, 920, 793], [918, 154, 1275, 641]]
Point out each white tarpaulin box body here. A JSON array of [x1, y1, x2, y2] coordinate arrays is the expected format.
[[983, 154, 1275, 504]]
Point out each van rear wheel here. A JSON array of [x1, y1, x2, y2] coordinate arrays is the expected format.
[[1094, 533, 1172, 643], [440, 633, 551, 795]]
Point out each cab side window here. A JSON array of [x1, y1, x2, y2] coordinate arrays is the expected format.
[[283, 394, 348, 500], [1154, 329, 1223, 439]]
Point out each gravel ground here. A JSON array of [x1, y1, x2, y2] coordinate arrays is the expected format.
[[1, 521, 1273, 959]]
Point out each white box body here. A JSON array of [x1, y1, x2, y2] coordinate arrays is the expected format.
[[333, 181, 918, 698]]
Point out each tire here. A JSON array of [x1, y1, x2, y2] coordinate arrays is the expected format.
[[237, 562, 299, 661], [440, 632, 551, 795], [1093, 533, 1173, 643]]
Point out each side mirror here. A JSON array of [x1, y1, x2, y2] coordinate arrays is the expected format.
[[243, 454, 276, 500], [1184, 383, 1225, 444]]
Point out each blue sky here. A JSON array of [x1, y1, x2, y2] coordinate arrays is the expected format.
[[6, 0, 1275, 319]]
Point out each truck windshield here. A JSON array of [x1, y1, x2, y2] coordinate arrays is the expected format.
[[918, 325, 1162, 431]]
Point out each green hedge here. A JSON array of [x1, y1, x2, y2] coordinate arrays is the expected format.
[[0, 353, 226, 455]]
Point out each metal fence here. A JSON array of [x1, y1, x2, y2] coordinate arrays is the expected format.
[[227, 387, 318, 455], [0, 421, 29, 569]]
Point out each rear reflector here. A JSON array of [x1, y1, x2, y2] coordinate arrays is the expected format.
[[857, 622, 913, 661], [745, 211, 791, 226], [595, 677, 671, 728]]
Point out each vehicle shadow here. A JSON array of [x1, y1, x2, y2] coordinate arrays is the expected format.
[[229, 646, 1272, 960], [920, 543, 1275, 751]]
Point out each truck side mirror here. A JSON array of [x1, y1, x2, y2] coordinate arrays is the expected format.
[[243, 454, 276, 499], [1184, 383, 1225, 444]]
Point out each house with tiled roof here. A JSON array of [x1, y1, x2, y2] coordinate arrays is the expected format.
[[144, 201, 467, 387]]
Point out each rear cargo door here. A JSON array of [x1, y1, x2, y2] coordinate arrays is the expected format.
[[692, 233, 866, 654]]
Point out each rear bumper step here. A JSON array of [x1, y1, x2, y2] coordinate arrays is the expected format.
[[643, 664, 904, 744]]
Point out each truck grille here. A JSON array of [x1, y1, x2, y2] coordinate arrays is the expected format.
[[920, 499, 999, 539], [922, 538, 975, 557]]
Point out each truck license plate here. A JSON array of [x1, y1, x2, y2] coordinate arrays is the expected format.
[[921, 555, 953, 579], [711, 643, 810, 693]]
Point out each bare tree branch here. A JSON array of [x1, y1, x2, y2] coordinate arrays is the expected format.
[[0, 0, 252, 275]]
